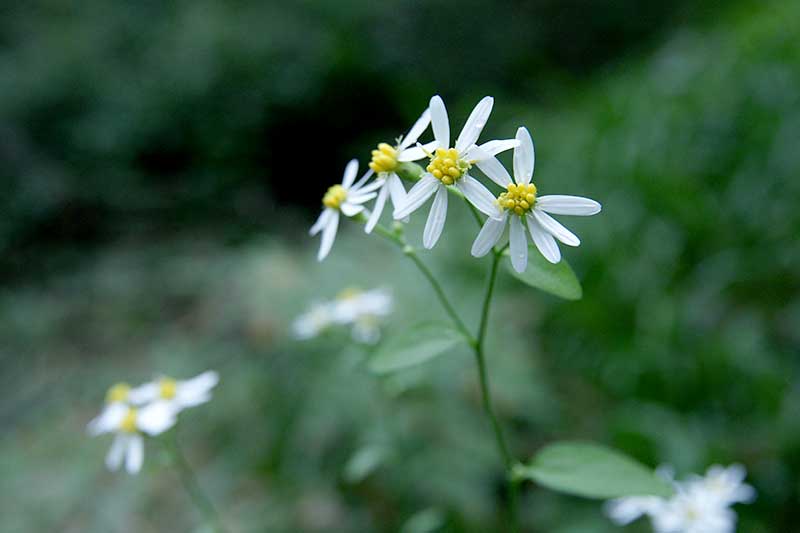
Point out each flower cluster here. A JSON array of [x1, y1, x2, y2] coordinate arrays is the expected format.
[[292, 287, 393, 344], [87, 371, 219, 474], [310, 94, 601, 272], [605, 464, 756, 533]]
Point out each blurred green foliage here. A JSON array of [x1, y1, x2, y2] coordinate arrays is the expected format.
[[2, 0, 799, 532]]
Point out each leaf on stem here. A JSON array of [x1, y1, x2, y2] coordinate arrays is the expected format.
[[505, 247, 583, 300], [513, 441, 674, 499], [369, 323, 467, 374]]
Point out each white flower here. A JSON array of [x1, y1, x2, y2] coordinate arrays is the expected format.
[[332, 287, 393, 344], [651, 486, 737, 533], [605, 496, 668, 526], [393, 94, 519, 249], [88, 401, 177, 474], [364, 109, 437, 233], [685, 464, 756, 508], [292, 301, 335, 339], [128, 371, 219, 414], [470, 126, 601, 271], [86, 382, 134, 436], [310, 159, 383, 261]]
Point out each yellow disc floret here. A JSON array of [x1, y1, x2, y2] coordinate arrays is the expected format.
[[323, 184, 347, 209], [119, 408, 138, 433], [159, 377, 178, 399], [369, 143, 398, 173], [106, 382, 131, 404], [426, 148, 471, 186], [497, 182, 537, 216], [337, 286, 362, 300]]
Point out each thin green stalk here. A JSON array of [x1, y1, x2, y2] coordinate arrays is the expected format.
[[165, 433, 225, 533]]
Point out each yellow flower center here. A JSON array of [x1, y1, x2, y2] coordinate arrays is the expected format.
[[322, 184, 347, 209], [159, 377, 178, 399], [106, 382, 131, 404], [337, 286, 362, 300], [119, 408, 138, 433], [497, 182, 537, 216], [369, 143, 398, 173], [427, 148, 471, 186]]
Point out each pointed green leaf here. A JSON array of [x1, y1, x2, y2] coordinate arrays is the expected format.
[[369, 323, 467, 374], [513, 441, 674, 499], [505, 247, 583, 300]]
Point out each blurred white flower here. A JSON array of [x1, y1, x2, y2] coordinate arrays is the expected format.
[[393, 94, 519, 249], [605, 463, 754, 533], [365, 109, 437, 233], [471, 126, 601, 271], [88, 401, 177, 474], [86, 382, 133, 436], [311, 159, 383, 261], [292, 301, 336, 339], [129, 371, 219, 414]]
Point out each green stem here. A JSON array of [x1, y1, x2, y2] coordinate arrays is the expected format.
[[165, 433, 225, 533]]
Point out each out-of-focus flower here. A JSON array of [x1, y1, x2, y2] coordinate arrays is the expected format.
[[311, 160, 383, 261], [129, 371, 219, 414], [605, 463, 754, 533], [86, 382, 133, 436], [292, 287, 393, 344], [471, 126, 601, 271], [393, 95, 518, 249], [292, 301, 336, 339], [88, 401, 177, 474], [365, 109, 436, 233]]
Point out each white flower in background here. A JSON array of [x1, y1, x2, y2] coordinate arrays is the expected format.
[[86, 381, 133, 436], [332, 287, 393, 344], [471, 126, 602, 271], [605, 463, 754, 533], [310, 159, 383, 261], [88, 401, 177, 474], [129, 371, 219, 414], [365, 108, 437, 233], [393, 94, 519, 249], [292, 301, 335, 339]]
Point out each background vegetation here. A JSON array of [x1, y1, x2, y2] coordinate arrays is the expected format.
[[1, 0, 797, 531]]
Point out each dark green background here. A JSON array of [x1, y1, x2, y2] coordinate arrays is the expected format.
[[1, 1, 797, 531]]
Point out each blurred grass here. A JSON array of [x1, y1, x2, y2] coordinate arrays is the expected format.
[[2, 0, 799, 531]]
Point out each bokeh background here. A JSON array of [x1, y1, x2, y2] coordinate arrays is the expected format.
[[2, 0, 798, 531]]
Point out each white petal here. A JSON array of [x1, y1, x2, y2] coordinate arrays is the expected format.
[[351, 177, 384, 195], [509, 215, 529, 273], [532, 208, 580, 246], [471, 213, 507, 257], [317, 211, 340, 261], [137, 401, 177, 435], [513, 127, 535, 185], [352, 168, 374, 190], [125, 434, 144, 474], [457, 175, 503, 218], [398, 141, 436, 162], [105, 434, 127, 471], [455, 96, 493, 153], [526, 214, 561, 263], [88, 403, 127, 436], [475, 156, 512, 187], [365, 182, 389, 234], [429, 95, 450, 148], [342, 159, 359, 188], [399, 108, 431, 149], [393, 174, 438, 219], [309, 209, 332, 236], [387, 174, 407, 208], [177, 371, 219, 408], [536, 195, 601, 216], [479, 139, 520, 156], [346, 192, 378, 206], [423, 185, 448, 249], [340, 202, 365, 217]]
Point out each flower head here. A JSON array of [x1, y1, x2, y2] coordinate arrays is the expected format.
[[292, 301, 336, 340], [311, 159, 383, 261], [393, 95, 519, 249], [129, 371, 219, 413], [471, 126, 602, 271], [292, 287, 393, 344]]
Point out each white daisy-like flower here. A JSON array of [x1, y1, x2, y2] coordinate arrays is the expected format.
[[86, 382, 134, 436], [310, 159, 383, 261], [88, 401, 177, 474], [128, 371, 219, 414], [470, 126, 602, 271], [651, 486, 737, 533], [393, 94, 519, 249], [685, 464, 756, 508], [332, 287, 393, 344], [364, 109, 437, 233], [292, 301, 335, 340], [605, 496, 668, 526]]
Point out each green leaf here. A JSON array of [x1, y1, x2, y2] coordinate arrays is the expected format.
[[369, 323, 467, 374], [505, 247, 583, 300], [513, 441, 674, 499]]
